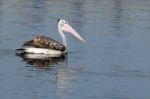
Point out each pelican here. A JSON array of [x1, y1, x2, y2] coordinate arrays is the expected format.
[[18, 19, 85, 55]]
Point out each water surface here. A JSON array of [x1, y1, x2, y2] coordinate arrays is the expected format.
[[0, 0, 150, 99]]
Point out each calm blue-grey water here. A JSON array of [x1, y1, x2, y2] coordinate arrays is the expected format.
[[0, 0, 150, 99]]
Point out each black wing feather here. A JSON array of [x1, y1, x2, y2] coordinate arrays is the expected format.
[[23, 36, 65, 51]]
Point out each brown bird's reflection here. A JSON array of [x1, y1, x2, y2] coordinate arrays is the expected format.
[[16, 53, 67, 68], [16, 52, 82, 98]]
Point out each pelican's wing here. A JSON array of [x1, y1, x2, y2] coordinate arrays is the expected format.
[[23, 36, 65, 51]]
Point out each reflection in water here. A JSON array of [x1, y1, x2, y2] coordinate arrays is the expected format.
[[56, 63, 81, 99], [16, 53, 67, 68], [16, 52, 80, 98]]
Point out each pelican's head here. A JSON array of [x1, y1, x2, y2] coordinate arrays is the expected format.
[[57, 19, 86, 42]]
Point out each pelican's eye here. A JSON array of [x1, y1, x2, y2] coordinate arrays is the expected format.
[[64, 21, 67, 24]]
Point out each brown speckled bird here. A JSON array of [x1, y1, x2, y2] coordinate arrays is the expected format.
[[19, 19, 85, 55]]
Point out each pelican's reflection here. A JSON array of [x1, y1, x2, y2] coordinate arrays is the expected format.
[[56, 67, 80, 98], [56, 60, 81, 98], [17, 53, 67, 68], [17, 52, 81, 98]]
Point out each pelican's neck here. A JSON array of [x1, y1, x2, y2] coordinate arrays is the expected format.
[[58, 25, 67, 48], [60, 31, 67, 47]]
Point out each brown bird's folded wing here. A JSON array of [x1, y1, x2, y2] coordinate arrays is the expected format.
[[23, 36, 65, 51]]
